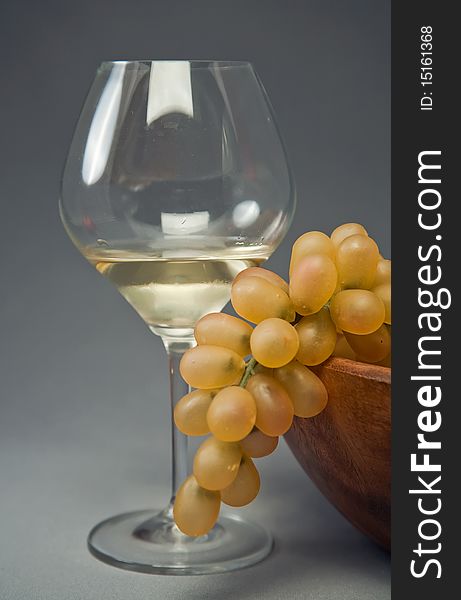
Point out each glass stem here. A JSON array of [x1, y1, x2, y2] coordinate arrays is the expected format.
[[162, 337, 195, 506]]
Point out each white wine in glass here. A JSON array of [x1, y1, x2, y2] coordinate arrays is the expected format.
[[60, 60, 295, 574], [85, 248, 267, 336]]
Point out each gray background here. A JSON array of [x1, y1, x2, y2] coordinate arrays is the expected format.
[[0, 1, 390, 598]]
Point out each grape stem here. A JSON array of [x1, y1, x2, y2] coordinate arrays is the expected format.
[[239, 357, 258, 388]]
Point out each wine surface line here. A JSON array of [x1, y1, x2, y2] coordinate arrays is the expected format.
[[84, 247, 270, 335]]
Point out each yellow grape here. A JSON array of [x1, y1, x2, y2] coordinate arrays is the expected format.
[[336, 234, 379, 289], [330, 290, 385, 335], [372, 283, 391, 324], [193, 437, 242, 490], [173, 475, 220, 537], [207, 386, 256, 442], [240, 428, 278, 458], [221, 455, 260, 507], [233, 267, 289, 294], [289, 254, 337, 316], [253, 364, 274, 377], [174, 389, 217, 436], [373, 259, 391, 287], [378, 349, 392, 368], [231, 276, 295, 324], [331, 222, 368, 248], [180, 345, 245, 389], [250, 318, 299, 368], [333, 334, 356, 360], [295, 307, 337, 366], [344, 324, 391, 363], [289, 231, 335, 274], [195, 312, 253, 357], [246, 374, 294, 436], [274, 360, 328, 417]]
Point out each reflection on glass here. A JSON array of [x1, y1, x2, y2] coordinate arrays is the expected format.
[[161, 211, 210, 235], [233, 200, 261, 228], [82, 62, 126, 185], [147, 61, 194, 124]]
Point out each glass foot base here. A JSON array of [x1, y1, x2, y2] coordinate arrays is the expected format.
[[88, 507, 273, 574]]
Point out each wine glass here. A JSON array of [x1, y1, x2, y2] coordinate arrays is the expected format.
[[60, 60, 295, 574]]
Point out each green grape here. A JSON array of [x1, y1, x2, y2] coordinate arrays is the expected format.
[[240, 428, 279, 458], [195, 312, 253, 357], [206, 386, 256, 442], [193, 437, 242, 490], [330, 290, 385, 335], [274, 360, 328, 417], [336, 234, 379, 289], [250, 318, 299, 368], [333, 334, 356, 360], [221, 455, 260, 507], [289, 231, 336, 275], [246, 374, 294, 436], [180, 345, 245, 389], [231, 276, 295, 324], [233, 266, 289, 294], [331, 222, 368, 248], [372, 283, 391, 324], [289, 254, 337, 316], [174, 389, 217, 436], [295, 307, 337, 366], [373, 258, 391, 287], [344, 324, 391, 363], [173, 475, 220, 537]]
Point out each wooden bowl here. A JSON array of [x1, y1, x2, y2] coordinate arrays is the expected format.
[[284, 357, 391, 549]]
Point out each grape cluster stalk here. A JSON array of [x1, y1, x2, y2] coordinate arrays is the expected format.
[[172, 223, 391, 536]]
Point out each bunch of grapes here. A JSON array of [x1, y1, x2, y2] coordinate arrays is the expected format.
[[173, 223, 391, 536]]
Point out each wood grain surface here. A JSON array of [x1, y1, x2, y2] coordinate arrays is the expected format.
[[284, 357, 391, 549]]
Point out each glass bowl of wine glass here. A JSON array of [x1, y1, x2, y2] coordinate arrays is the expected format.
[[60, 60, 295, 574]]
